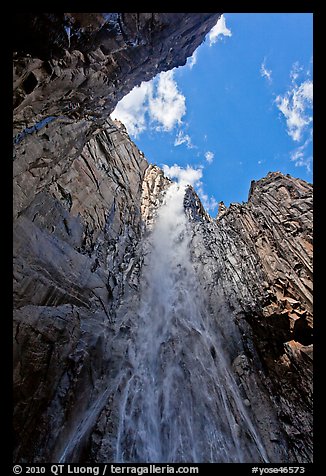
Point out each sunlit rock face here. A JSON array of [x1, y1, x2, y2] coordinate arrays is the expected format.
[[13, 13, 312, 463]]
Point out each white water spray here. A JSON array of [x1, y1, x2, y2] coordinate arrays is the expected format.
[[114, 182, 269, 463]]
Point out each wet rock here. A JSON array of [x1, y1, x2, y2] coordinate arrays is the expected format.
[[13, 123, 313, 463], [13, 13, 221, 462], [185, 172, 313, 462]]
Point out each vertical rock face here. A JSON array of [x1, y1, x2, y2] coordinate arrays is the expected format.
[[185, 173, 313, 462], [13, 122, 313, 462], [13, 119, 148, 462], [13, 12, 221, 462], [13, 12, 312, 464]]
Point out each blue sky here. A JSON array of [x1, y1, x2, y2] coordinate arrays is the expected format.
[[111, 13, 313, 216]]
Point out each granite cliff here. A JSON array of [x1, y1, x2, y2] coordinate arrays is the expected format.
[[13, 13, 312, 463]]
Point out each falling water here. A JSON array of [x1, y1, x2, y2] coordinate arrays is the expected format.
[[114, 183, 269, 463]]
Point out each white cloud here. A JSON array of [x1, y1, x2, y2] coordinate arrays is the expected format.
[[162, 164, 202, 187], [205, 151, 214, 164], [290, 62, 304, 83], [290, 134, 313, 173], [291, 149, 312, 173], [197, 181, 219, 212], [174, 130, 194, 149], [187, 49, 198, 69], [111, 70, 186, 137], [148, 70, 186, 131], [209, 15, 232, 46], [299, 80, 313, 101], [162, 164, 218, 213], [111, 81, 152, 137], [260, 59, 272, 83], [275, 78, 313, 142]]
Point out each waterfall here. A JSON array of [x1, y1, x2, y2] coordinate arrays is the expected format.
[[114, 183, 269, 463]]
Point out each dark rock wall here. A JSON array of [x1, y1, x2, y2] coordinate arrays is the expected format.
[[13, 12, 221, 462], [185, 173, 313, 462], [13, 120, 146, 461], [13, 12, 312, 463], [13, 12, 220, 218]]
